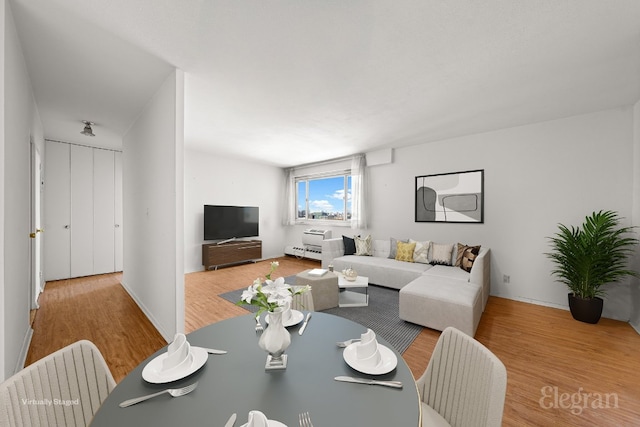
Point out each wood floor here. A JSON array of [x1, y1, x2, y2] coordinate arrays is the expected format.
[[27, 256, 640, 426]]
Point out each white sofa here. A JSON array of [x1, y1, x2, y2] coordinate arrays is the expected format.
[[321, 237, 490, 336]]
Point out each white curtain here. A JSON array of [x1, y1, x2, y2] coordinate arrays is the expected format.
[[282, 168, 296, 226], [351, 154, 368, 229]]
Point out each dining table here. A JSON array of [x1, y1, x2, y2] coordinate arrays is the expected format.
[[90, 312, 422, 426]]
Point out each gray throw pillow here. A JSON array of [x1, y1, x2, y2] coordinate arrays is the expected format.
[[388, 237, 407, 259]]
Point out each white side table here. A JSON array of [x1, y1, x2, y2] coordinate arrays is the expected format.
[[337, 273, 369, 307]]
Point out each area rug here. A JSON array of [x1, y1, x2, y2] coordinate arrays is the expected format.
[[219, 276, 423, 354]]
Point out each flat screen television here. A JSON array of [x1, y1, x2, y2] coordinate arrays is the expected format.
[[204, 205, 259, 241]]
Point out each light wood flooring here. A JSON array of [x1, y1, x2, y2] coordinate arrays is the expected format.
[[27, 257, 640, 426]]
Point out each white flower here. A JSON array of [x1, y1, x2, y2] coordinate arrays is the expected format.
[[240, 283, 259, 304], [262, 277, 293, 305], [236, 262, 311, 315]]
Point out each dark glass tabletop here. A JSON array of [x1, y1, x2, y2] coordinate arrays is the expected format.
[[91, 312, 421, 426]]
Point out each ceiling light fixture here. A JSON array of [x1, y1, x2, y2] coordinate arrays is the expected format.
[[80, 120, 95, 137]]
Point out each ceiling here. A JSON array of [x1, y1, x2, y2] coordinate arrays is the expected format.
[[10, 0, 640, 167]]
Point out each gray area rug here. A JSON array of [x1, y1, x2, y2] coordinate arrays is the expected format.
[[219, 276, 423, 354]]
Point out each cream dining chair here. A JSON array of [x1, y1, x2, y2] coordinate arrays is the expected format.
[[0, 340, 116, 427], [416, 327, 507, 427]]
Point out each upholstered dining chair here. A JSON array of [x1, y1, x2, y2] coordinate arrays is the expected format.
[[0, 340, 116, 427], [416, 327, 507, 427], [290, 286, 315, 312]]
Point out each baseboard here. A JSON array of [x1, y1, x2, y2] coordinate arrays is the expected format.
[[501, 295, 569, 311], [15, 327, 33, 375], [120, 279, 171, 343]]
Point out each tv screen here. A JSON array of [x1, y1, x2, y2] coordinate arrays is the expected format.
[[204, 205, 259, 241]]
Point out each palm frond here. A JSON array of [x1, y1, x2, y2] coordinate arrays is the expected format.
[[545, 210, 639, 298]]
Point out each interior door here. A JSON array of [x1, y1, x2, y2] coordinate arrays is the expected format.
[[44, 141, 71, 281], [114, 151, 123, 271], [93, 149, 115, 274], [30, 141, 44, 308], [70, 144, 94, 278]]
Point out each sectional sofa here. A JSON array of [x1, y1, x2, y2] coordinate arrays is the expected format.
[[321, 236, 490, 336]]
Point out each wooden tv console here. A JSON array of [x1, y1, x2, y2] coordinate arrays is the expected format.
[[202, 240, 262, 270]]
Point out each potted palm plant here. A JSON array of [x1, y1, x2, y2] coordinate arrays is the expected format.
[[546, 210, 639, 324]]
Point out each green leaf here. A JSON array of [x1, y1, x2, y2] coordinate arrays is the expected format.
[[545, 210, 639, 298]]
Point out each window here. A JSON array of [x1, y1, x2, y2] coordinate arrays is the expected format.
[[296, 173, 352, 223]]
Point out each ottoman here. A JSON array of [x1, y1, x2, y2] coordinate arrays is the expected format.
[[295, 270, 339, 311], [399, 276, 483, 337]]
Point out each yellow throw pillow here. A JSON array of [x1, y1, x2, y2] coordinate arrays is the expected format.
[[395, 241, 417, 262]]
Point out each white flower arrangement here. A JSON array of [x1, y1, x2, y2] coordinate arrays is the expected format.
[[237, 261, 311, 316]]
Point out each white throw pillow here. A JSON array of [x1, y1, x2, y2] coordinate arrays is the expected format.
[[430, 243, 454, 266], [355, 235, 373, 256], [409, 239, 431, 264]]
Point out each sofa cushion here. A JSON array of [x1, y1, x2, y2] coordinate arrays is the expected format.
[[423, 265, 471, 282], [395, 241, 416, 262], [373, 239, 391, 258], [355, 235, 373, 256], [342, 235, 357, 255], [399, 275, 482, 336], [430, 243, 454, 266], [410, 239, 430, 264], [331, 255, 431, 290]]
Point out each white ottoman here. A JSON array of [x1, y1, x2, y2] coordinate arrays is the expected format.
[[399, 275, 483, 337], [295, 270, 339, 311]]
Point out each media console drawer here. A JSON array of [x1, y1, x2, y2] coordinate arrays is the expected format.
[[202, 240, 262, 270]]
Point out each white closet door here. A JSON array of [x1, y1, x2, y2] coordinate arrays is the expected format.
[[44, 141, 71, 281], [93, 149, 115, 274], [70, 144, 94, 278], [114, 151, 123, 271]]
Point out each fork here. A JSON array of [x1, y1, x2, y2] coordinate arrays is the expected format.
[[255, 315, 264, 335], [336, 338, 360, 347], [118, 382, 198, 407], [299, 411, 314, 427]]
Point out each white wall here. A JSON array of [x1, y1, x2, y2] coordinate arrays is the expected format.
[[184, 150, 286, 273], [1, 0, 6, 382], [293, 108, 636, 320], [630, 101, 640, 332], [1, 0, 45, 381], [123, 69, 184, 341]]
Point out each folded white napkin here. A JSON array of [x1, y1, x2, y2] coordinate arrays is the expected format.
[[356, 329, 381, 366], [162, 333, 191, 371], [245, 410, 269, 427]]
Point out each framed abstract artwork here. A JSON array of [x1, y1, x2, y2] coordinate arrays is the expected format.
[[415, 169, 484, 223]]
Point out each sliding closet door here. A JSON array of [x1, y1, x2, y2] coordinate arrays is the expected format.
[[70, 144, 94, 278], [93, 149, 115, 274], [114, 151, 123, 272], [44, 141, 71, 281]]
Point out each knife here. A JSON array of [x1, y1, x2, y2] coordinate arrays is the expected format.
[[224, 412, 236, 427], [334, 376, 403, 389], [203, 347, 227, 354], [298, 312, 312, 335]]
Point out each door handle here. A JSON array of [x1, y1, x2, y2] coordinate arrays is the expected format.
[[29, 228, 44, 238]]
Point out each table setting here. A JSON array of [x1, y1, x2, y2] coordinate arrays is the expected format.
[[90, 263, 420, 426]]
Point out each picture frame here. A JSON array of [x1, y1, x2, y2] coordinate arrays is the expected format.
[[415, 169, 484, 223]]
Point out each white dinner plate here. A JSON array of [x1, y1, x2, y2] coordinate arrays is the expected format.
[[239, 421, 286, 427], [343, 342, 398, 375], [142, 346, 208, 384], [264, 309, 304, 327]]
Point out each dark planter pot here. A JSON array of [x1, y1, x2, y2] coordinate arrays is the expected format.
[[568, 293, 603, 324]]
